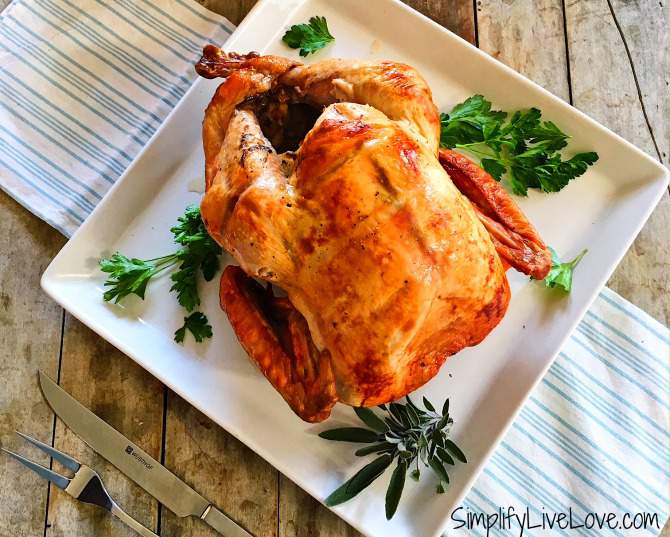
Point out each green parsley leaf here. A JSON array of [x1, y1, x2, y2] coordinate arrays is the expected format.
[[542, 247, 588, 292], [99, 205, 223, 343], [99, 253, 177, 303], [168, 206, 222, 310], [175, 311, 213, 343], [439, 95, 507, 148], [170, 254, 200, 312], [533, 151, 599, 192], [171, 207, 221, 262], [440, 95, 598, 195], [200, 250, 221, 281], [528, 120, 569, 151], [170, 205, 204, 244], [282, 16, 334, 57], [481, 158, 506, 180]]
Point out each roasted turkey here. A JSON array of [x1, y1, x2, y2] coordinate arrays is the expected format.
[[195, 47, 551, 422]]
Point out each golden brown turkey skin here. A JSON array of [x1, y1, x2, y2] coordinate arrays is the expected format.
[[197, 49, 546, 421], [282, 104, 510, 406]]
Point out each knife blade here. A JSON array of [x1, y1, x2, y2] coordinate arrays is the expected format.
[[38, 370, 253, 537]]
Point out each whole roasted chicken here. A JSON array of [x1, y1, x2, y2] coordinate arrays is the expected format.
[[195, 47, 551, 422]]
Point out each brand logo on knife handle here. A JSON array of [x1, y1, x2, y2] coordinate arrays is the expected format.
[[125, 445, 154, 470]]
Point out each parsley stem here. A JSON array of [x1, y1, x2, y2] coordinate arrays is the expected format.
[[454, 143, 498, 159], [150, 262, 178, 278], [454, 142, 486, 149], [568, 248, 588, 268], [145, 253, 179, 264]]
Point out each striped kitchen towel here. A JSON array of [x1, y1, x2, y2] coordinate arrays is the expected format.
[[0, 2, 667, 536], [0, 0, 232, 235]]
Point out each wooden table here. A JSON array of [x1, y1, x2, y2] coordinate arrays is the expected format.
[[0, 1, 667, 536]]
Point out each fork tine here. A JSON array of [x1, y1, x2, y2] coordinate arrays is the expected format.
[[2, 448, 71, 490], [15, 431, 81, 472]]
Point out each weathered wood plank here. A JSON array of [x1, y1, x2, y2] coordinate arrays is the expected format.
[[196, 0, 258, 26], [404, 0, 477, 44], [609, 0, 668, 165], [159, 393, 278, 537], [565, 0, 670, 325], [476, 0, 569, 99], [44, 318, 164, 537], [0, 193, 65, 537], [278, 474, 363, 537]]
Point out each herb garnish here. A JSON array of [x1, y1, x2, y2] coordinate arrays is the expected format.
[[282, 16, 334, 57], [99, 206, 221, 343], [541, 247, 588, 292], [440, 95, 598, 195], [174, 312, 213, 343], [320, 396, 467, 519]]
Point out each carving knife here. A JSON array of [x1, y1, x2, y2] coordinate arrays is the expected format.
[[38, 370, 253, 537]]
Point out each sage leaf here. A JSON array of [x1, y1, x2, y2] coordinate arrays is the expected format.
[[325, 455, 393, 506], [318, 427, 379, 443], [429, 456, 450, 485], [422, 396, 435, 412], [319, 395, 467, 518], [389, 403, 410, 427], [437, 446, 455, 466], [355, 442, 394, 456], [385, 460, 407, 519], [445, 439, 468, 463], [354, 407, 388, 432], [442, 398, 450, 416]]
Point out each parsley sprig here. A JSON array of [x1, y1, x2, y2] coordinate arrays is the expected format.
[[168, 205, 222, 311], [174, 312, 213, 343], [319, 396, 467, 519], [541, 247, 588, 292], [440, 95, 598, 195], [99, 206, 221, 343], [282, 16, 334, 56]]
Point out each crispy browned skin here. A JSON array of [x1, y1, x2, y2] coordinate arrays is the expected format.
[[197, 48, 548, 421], [220, 266, 336, 422]]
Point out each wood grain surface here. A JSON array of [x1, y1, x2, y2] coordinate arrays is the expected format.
[[0, 1, 667, 537], [0, 186, 64, 537]]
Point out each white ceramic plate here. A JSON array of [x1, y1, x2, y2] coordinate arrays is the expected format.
[[41, 1, 668, 536]]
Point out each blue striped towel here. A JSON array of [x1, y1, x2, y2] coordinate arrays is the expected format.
[[0, 2, 667, 535], [0, 0, 232, 234]]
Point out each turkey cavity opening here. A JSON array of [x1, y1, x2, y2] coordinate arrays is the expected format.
[[242, 90, 322, 154]]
